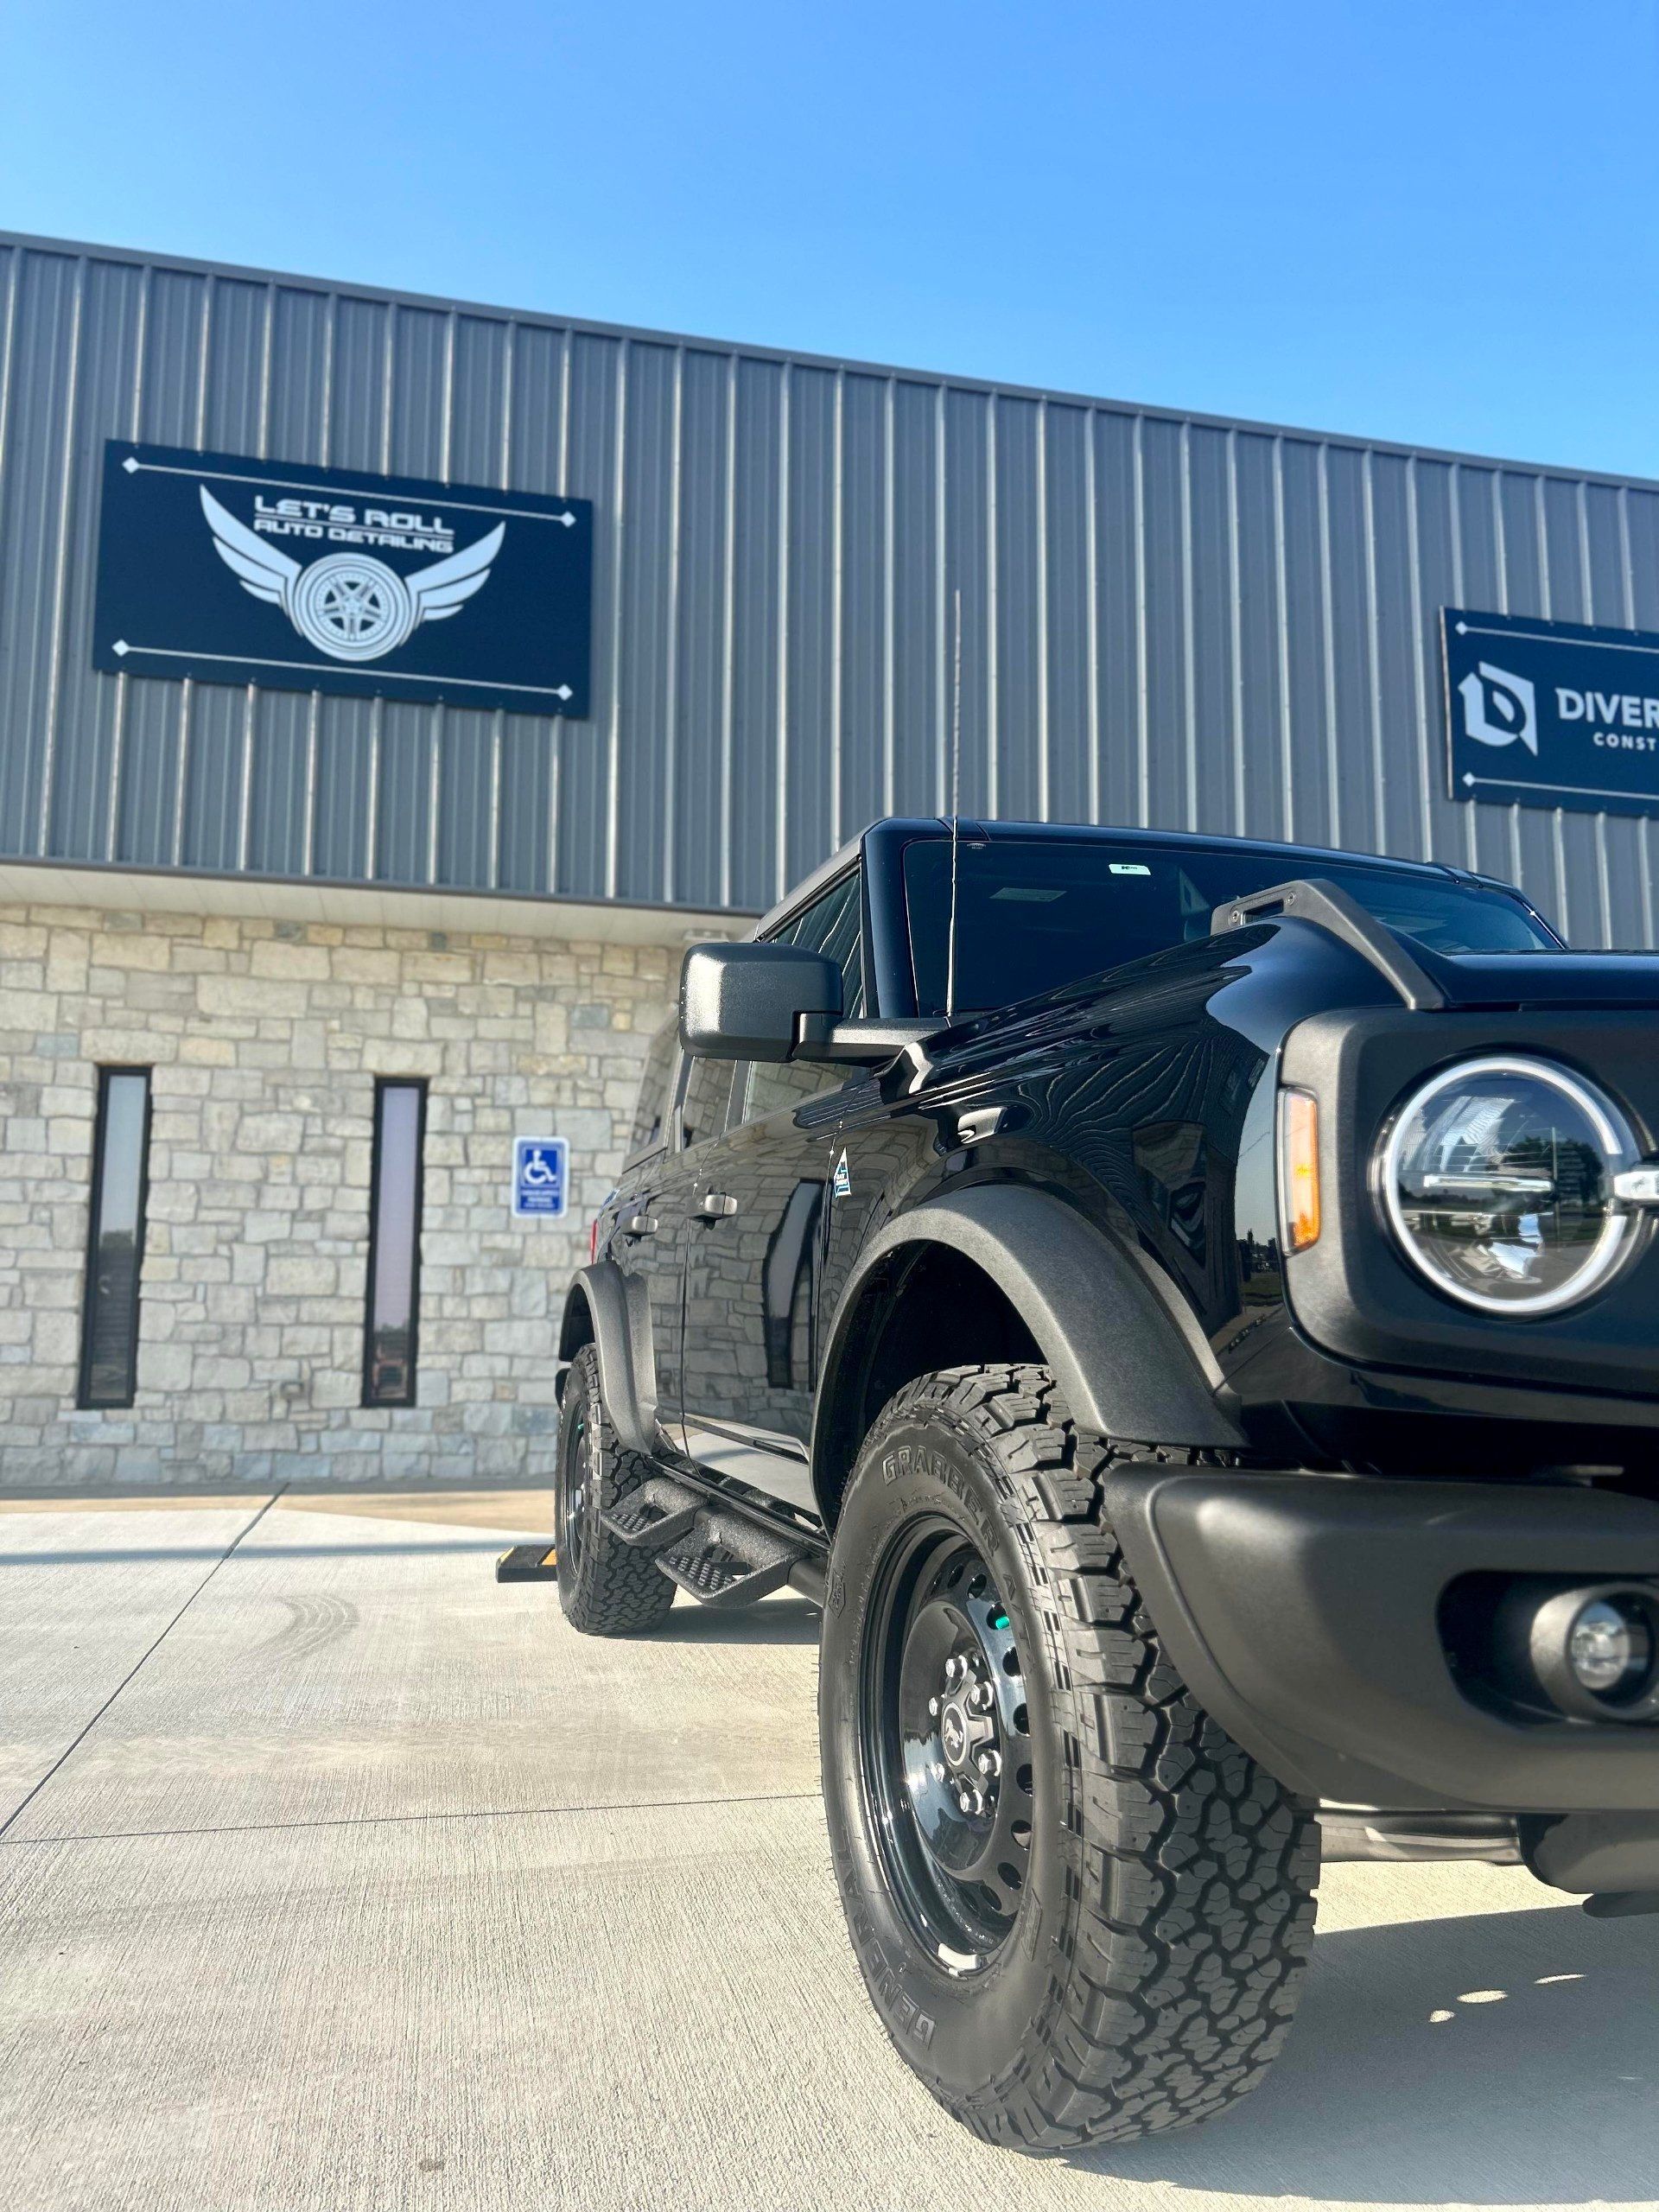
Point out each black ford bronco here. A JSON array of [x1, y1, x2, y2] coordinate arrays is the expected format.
[[555, 814, 1659, 2150]]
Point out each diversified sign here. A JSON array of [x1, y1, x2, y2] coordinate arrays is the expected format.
[[1443, 607, 1659, 818], [92, 442, 593, 717]]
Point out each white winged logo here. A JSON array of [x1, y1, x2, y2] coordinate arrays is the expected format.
[[199, 485, 505, 664]]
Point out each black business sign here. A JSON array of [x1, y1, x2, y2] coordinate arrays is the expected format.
[[92, 442, 592, 717], [1443, 606, 1659, 818]]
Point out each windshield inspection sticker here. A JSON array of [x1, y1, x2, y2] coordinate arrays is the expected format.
[[512, 1137, 569, 1220], [1109, 862, 1152, 874]]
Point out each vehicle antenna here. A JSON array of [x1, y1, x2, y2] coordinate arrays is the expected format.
[[945, 588, 963, 1020]]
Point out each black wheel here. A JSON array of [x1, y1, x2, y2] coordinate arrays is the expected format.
[[819, 1363, 1318, 2151], [554, 1344, 677, 1637]]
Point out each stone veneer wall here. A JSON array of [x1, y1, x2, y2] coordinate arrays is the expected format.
[[0, 903, 676, 1487]]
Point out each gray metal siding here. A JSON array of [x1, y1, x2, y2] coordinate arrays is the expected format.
[[4, 232, 1659, 942]]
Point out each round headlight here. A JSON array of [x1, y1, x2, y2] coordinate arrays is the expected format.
[[1380, 1056, 1640, 1315]]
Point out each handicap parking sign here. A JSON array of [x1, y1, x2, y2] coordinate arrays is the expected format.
[[512, 1136, 569, 1220]]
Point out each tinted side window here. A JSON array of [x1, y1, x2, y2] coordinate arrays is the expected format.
[[726, 867, 868, 1131], [733, 1054, 842, 1128], [680, 1053, 734, 1148], [628, 1018, 679, 1159], [773, 868, 867, 1018]]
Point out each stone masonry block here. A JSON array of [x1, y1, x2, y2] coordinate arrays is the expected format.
[[0, 899, 676, 1490]]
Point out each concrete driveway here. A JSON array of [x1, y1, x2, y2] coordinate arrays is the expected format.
[[1, 1489, 1656, 2212]]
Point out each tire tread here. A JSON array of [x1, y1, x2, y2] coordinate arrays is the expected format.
[[556, 1344, 677, 1637], [851, 1361, 1316, 2151]]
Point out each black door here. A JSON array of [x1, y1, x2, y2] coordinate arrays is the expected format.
[[678, 863, 868, 1510], [652, 1045, 737, 1454], [606, 1020, 697, 1454], [680, 1061, 842, 1510]]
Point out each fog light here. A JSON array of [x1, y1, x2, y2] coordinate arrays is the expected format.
[[1567, 1598, 1652, 1699], [1524, 1582, 1659, 1721]]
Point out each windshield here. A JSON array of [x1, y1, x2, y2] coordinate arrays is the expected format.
[[903, 837, 1557, 1016]]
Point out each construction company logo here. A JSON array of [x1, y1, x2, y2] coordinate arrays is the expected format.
[[1458, 661, 1537, 754], [200, 485, 503, 664], [1442, 607, 1659, 820]]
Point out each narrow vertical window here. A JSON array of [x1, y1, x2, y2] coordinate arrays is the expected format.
[[79, 1068, 153, 1409], [364, 1079, 426, 1407]]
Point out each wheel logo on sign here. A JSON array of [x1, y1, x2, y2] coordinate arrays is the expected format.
[[289, 554, 417, 660], [200, 486, 504, 664]]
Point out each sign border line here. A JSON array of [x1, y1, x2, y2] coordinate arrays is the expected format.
[[106, 639, 576, 702], [121, 454, 583, 529]]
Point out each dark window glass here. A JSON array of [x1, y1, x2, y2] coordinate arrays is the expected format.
[[679, 1053, 733, 1149], [730, 1053, 844, 1128], [772, 868, 867, 1016], [715, 868, 869, 1131], [79, 1069, 152, 1409], [903, 838, 1558, 1015], [628, 1018, 679, 1159], [364, 1080, 426, 1407]]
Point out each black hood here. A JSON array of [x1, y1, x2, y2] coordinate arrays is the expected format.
[[1429, 949, 1659, 1009]]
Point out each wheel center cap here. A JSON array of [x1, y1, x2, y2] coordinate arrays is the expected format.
[[940, 1701, 969, 1768]]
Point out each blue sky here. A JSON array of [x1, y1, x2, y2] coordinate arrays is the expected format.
[[4, 1, 1657, 477]]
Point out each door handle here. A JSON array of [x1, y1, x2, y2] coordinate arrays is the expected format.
[[619, 1212, 658, 1238], [956, 1105, 1006, 1146], [697, 1191, 740, 1218]]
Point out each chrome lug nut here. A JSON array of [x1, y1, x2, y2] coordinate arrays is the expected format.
[[976, 1748, 1001, 1779], [967, 1681, 995, 1714], [927, 1695, 939, 1718]]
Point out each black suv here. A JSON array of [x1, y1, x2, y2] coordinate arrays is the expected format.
[[555, 814, 1659, 2151]]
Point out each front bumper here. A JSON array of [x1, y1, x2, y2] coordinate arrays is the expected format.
[[1104, 1465, 1659, 1815]]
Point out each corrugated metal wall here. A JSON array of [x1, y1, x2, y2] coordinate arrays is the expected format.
[[4, 230, 1659, 943]]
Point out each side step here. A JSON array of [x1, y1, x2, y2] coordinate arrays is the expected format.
[[656, 1507, 804, 1609], [599, 1474, 702, 1549]]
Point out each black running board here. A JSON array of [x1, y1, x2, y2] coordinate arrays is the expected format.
[[656, 1506, 807, 1609], [600, 1465, 826, 1611], [599, 1473, 702, 1549]]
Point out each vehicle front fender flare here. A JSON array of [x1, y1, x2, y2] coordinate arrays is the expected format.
[[812, 1185, 1246, 1519], [558, 1262, 658, 1457]]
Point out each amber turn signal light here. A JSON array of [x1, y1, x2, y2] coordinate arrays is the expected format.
[[1280, 1089, 1320, 1253]]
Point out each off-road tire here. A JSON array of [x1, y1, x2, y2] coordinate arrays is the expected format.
[[554, 1344, 677, 1637], [819, 1363, 1318, 2151]]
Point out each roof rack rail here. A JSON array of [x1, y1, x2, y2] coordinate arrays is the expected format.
[[1211, 876, 1446, 1012]]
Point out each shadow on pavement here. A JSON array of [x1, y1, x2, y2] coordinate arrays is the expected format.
[[1078, 1902, 1659, 2203]]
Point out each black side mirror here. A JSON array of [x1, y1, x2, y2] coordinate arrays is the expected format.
[[679, 942, 842, 1062]]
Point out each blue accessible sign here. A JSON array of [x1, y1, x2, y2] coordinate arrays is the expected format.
[[512, 1137, 569, 1221]]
